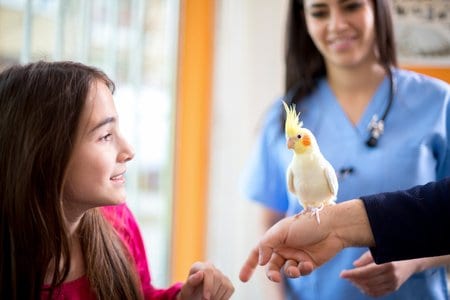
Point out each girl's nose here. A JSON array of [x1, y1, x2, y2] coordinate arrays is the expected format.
[[118, 138, 135, 163]]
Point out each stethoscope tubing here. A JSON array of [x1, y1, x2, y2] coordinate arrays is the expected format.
[[366, 69, 395, 147]]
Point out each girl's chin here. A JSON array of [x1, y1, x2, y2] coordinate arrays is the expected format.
[[98, 195, 127, 207]]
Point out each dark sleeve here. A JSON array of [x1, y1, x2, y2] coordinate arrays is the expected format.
[[360, 178, 450, 264]]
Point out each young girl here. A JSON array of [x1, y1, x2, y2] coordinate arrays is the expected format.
[[0, 61, 234, 300], [243, 0, 450, 299]]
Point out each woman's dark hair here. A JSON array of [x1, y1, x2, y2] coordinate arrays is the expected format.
[[0, 61, 142, 299], [284, 0, 397, 109]]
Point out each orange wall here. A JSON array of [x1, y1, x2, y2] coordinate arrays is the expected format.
[[402, 65, 450, 83]]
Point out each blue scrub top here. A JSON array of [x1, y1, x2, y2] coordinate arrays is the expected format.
[[243, 69, 450, 300]]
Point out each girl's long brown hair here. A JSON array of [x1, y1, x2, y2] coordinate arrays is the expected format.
[[0, 61, 142, 299], [282, 0, 397, 127]]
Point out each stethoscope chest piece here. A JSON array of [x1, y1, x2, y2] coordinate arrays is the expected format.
[[366, 115, 385, 147]]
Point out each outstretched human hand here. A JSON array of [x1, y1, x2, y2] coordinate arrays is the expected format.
[[178, 261, 234, 300], [239, 200, 373, 283], [239, 211, 345, 283]]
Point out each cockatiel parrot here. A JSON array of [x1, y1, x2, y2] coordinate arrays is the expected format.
[[283, 101, 338, 224]]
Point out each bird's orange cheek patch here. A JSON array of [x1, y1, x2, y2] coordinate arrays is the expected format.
[[302, 135, 311, 146]]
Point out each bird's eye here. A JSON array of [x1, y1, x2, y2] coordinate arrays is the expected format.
[[297, 134, 302, 139]]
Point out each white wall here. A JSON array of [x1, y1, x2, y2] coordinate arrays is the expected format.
[[208, 1, 288, 299]]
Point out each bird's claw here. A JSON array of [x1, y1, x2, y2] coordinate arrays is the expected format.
[[296, 205, 324, 223], [310, 204, 324, 224]]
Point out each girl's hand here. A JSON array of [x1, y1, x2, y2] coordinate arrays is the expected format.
[[178, 261, 234, 300]]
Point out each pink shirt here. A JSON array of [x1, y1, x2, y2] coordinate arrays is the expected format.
[[41, 204, 182, 300]]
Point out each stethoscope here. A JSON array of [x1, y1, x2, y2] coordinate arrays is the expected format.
[[365, 72, 395, 147], [342, 72, 395, 177]]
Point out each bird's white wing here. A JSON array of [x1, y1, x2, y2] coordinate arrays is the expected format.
[[286, 166, 296, 194], [323, 161, 338, 197]]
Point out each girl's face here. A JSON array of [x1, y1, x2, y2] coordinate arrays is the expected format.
[[303, 0, 377, 69], [63, 80, 134, 215]]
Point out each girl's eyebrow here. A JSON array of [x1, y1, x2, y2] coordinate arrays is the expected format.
[[89, 117, 116, 133]]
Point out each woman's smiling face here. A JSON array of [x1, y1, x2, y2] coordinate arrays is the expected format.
[[303, 0, 377, 69], [63, 79, 134, 215]]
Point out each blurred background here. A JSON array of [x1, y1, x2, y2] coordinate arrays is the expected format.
[[0, 0, 449, 299]]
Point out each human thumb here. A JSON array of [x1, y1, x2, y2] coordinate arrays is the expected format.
[[353, 250, 373, 267], [185, 271, 204, 290]]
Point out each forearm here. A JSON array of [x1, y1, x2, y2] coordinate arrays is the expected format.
[[330, 199, 375, 249], [411, 255, 450, 273]]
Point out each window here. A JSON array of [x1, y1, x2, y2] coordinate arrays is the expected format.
[[0, 0, 179, 287]]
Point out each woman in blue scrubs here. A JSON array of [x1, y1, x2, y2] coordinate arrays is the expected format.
[[243, 0, 450, 299]]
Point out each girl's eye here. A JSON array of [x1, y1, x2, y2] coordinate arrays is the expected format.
[[100, 133, 113, 142]]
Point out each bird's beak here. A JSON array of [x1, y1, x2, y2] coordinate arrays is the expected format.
[[287, 138, 295, 149]]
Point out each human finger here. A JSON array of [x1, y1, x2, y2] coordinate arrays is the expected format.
[[214, 276, 234, 300], [340, 262, 387, 280], [221, 285, 235, 300], [200, 262, 215, 300], [184, 270, 204, 292], [352, 250, 374, 267], [297, 260, 314, 276], [284, 259, 301, 278], [265, 252, 290, 282], [239, 247, 260, 282], [356, 281, 396, 298]]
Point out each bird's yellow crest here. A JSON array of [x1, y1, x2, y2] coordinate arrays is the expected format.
[[283, 101, 303, 137]]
